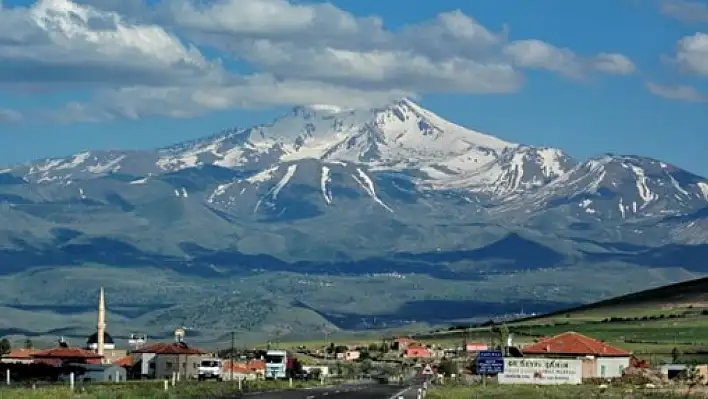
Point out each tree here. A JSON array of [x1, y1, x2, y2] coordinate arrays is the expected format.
[[23, 338, 33, 349], [491, 324, 510, 355], [671, 347, 681, 363], [0, 338, 10, 355], [438, 359, 458, 376], [379, 341, 389, 353], [360, 359, 373, 375]]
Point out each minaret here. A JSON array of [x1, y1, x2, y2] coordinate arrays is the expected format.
[[97, 286, 106, 361]]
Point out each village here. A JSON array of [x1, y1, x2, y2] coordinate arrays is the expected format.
[[0, 288, 705, 397]]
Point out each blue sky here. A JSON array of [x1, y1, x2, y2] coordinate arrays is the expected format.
[[0, 0, 707, 175]]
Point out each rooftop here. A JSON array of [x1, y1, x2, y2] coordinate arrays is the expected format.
[[131, 342, 203, 355], [2, 348, 39, 359], [87, 331, 115, 345], [31, 347, 103, 359], [522, 332, 631, 357]]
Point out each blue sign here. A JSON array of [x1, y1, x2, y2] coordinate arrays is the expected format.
[[477, 351, 502, 359], [476, 351, 504, 375]]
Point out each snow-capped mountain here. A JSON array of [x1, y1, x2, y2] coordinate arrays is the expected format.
[[8, 98, 574, 199], [497, 154, 708, 222], [1, 97, 707, 251]]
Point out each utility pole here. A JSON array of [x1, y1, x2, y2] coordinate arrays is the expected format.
[[323, 325, 329, 360], [230, 331, 235, 383]]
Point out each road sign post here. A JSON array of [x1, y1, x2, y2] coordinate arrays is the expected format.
[[476, 350, 504, 379]]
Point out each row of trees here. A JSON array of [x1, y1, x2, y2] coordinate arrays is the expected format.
[[0, 337, 35, 355]]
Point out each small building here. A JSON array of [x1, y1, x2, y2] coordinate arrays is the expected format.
[[247, 359, 265, 377], [392, 338, 419, 351], [63, 363, 127, 382], [31, 347, 103, 366], [466, 342, 488, 353], [222, 361, 259, 381], [303, 365, 329, 377], [130, 342, 206, 380], [404, 347, 432, 359], [1, 349, 39, 364], [661, 364, 708, 381], [521, 332, 631, 379], [336, 350, 360, 361]]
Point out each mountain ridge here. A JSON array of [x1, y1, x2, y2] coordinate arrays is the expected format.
[[1, 98, 707, 343]]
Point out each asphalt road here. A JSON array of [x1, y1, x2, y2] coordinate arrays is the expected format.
[[214, 381, 424, 399]]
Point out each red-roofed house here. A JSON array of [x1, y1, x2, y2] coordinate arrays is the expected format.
[[130, 342, 208, 380], [113, 355, 134, 368], [222, 360, 264, 381], [30, 347, 103, 366], [521, 332, 631, 379], [393, 338, 419, 351], [1, 349, 39, 364], [404, 347, 432, 359]]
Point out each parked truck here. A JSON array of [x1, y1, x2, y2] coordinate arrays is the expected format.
[[197, 358, 223, 381], [264, 349, 303, 379]]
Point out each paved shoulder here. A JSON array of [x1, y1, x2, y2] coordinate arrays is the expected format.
[[238, 383, 410, 399]]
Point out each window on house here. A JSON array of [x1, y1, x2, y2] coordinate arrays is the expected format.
[[600, 365, 606, 377], [166, 362, 173, 369]]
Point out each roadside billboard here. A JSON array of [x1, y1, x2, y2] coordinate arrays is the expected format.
[[498, 358, 582, 385]]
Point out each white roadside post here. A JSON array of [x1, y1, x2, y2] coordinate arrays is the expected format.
[[5, 369, 9, 385], [164, 379, 169, 391], [69, 372, 75, 391]]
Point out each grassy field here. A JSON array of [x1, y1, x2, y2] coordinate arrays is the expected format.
[[414, 308, 708, 364], [402, 276, 708, 365], [425, 384, 692, 398], [0, 379, 323, 399]]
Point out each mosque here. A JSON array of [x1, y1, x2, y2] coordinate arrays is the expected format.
[[85, 287, 127, 364]]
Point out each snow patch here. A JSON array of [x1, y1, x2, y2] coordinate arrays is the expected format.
[[254, 164, 298, 212], [87, 155, 125, 174], [208, 183, 233, 203], [352, 168, 393, 213], [697, 182, 708, 200], [247, 167, 278, 183], [629, 165, 657, 204], [320, 166, 332, 204], [130, 177, 148, 185]]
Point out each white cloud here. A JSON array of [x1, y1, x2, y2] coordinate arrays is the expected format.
[[0, 109, 23, 123], [503, 40, 636, 77], [646, 82, 707, 102], [592, 53, 637, 75], [659, 0, 708, 23], [43, 75, 414, 123], [0, 0, 217, 89], [673, 32, 708, 76], [0, 0, 638, 123]]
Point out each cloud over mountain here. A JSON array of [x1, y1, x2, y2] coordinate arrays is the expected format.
[[0, 0, 637, 123]]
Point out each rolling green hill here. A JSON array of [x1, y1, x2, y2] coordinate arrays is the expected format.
[[414, 276, 708, 364]]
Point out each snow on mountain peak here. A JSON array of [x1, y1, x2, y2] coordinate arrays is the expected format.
[[502, 153, 708, 221]]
